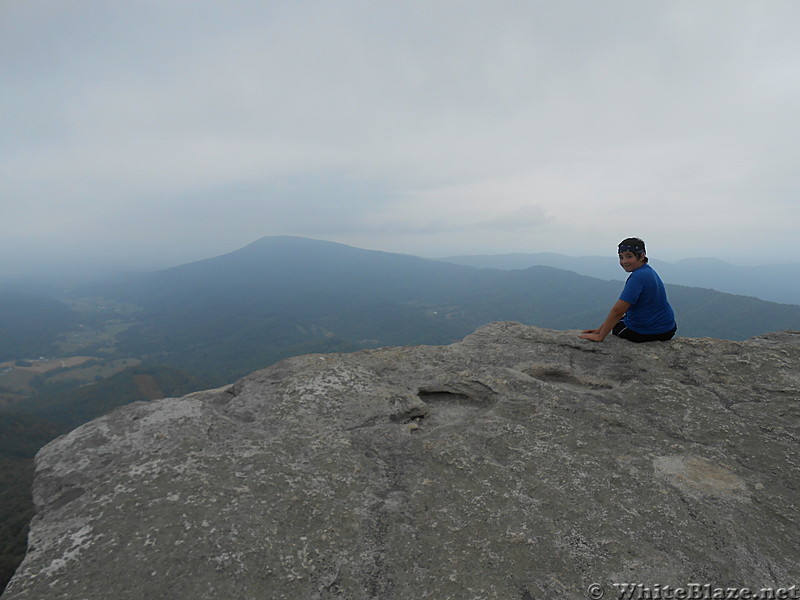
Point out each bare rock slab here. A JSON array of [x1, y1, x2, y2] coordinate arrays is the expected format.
[[4, 323, 800, 599]]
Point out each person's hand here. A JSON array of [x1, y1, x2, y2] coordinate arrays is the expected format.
[[579, 331, 605, 342]]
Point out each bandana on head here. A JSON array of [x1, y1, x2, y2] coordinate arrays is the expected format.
[[618, 243, 644, 255]]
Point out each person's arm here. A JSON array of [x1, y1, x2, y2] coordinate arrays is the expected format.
[[580, 299, 630, 342]]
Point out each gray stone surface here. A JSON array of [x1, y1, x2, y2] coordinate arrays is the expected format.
[[4, 323, 800, 599]]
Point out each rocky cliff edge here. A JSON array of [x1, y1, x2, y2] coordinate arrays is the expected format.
[[4, 323, 800, 599]]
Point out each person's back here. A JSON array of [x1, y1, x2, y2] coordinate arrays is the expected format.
[[619, 262, 675, 335]]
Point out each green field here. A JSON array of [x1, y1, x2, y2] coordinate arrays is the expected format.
[[0, 357, 141, 395], [44, 358, 141, 385]]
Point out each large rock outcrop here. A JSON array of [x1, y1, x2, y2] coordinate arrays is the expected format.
[[4, 323, 800, 599]]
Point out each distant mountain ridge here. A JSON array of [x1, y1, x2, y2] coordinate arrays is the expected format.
[[440, 252, 800, 305], [81, 236, 800, 385]]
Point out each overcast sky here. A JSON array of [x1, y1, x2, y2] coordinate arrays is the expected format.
[[2, 1, 799, 276]]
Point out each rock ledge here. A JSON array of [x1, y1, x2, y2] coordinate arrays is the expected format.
[[4, 323, 800, 599]]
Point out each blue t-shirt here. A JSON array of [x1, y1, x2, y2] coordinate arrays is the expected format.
[[619, 263, 676, 334]]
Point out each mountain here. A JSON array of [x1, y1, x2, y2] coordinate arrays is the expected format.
[[6, 323, 799, 598], [656, 258, 800, 305], [440, 252, 800, 305], [82, 236, 800, 385], [440, 251, 616, 276]]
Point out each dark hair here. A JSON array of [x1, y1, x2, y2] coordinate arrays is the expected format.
[[618, 237, 648, 262]]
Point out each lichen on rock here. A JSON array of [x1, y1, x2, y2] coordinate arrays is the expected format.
[[4, 323, 799, 599]]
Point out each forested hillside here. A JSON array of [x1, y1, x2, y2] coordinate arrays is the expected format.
[[90, 236, 800, 385]]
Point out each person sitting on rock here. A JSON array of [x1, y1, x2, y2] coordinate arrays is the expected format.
[[580, 237, 677, 343]]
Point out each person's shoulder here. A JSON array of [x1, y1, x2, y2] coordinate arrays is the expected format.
[[638, 263, 666, 284], [629, 263, 659, 282]]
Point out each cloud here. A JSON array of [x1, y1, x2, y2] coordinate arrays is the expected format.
[[478, 205, 552, 232], [2, 1, 800, 271]]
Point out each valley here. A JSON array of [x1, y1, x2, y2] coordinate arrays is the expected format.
[[0, 357, 141, 407]]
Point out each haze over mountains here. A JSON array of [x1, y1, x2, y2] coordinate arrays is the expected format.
[[64, 236, 799, 383], [5, 237, 800, 371], [4, 234, 800, 392], [441, 252, 800, 306]]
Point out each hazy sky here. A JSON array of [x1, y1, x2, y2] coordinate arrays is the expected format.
[[3, 1, 799, 276]]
